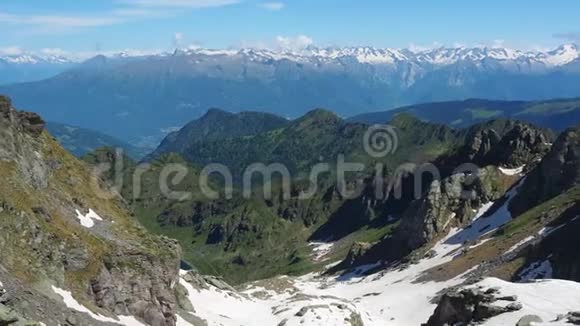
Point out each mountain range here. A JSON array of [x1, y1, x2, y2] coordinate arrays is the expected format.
[[0, 53, 76, 85], [1, 93, 579, 325], [1, 43, 580, 146]]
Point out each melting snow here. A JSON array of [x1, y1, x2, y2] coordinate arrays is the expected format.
[[178, 270, 277, 325], [177, 222, 482, 325], [75, 209, 103, 228], [51, 286, 145, 325], [443, 177, 525, 246], [309, 242, 335, 262], [175, 175, 578, 325], [475, 278, 580, 325], [499, 165, 525, 176]]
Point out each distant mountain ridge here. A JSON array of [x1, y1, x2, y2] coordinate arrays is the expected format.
[[3, 43, 579, 67], [350, 98, 580, 131], [46, 121, 148, 159], [0, 53, 76, 85], [1, 43, 580, 145]]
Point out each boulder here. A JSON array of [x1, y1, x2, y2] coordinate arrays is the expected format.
[[516, 315, 543, 326], [295, 307, 309, 317]]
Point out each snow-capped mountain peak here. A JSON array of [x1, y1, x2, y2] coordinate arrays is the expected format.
[[2, 43, 579, 68], [0, 53, 76, 65], [541, 43, 579, 66], [162, 44, 579, 67]]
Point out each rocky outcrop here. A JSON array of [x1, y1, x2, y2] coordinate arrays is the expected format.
[[182, 270, 236, 293], [463, 128, 501, 163], [439, 120, 553, 175], [0, 96, 44, 137], [486, 123, 552, 168], [397, 167, 504, 251], [425, 287, 522, 326], [510, 127, 579, 216]]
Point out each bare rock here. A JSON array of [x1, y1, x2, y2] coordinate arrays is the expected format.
[[516, 315, 543, 326], [498, 295, 518, 302], [506, 302, 523, 312], [473, 303, 508, 321]]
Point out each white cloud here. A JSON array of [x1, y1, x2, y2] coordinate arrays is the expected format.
[[0, 12, 122, 28], [0, 46, 23, 56], [174, 32, 184, 47], [117, 0, 240, 8], [491, 39, 505, 48], [258, 2, 285, 11], [0, 1, 232, 31], [40, 48, 69, 56], [275, 35, 313, 51]]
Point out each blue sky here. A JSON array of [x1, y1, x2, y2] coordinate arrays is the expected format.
[[1, 0, 579, 57]]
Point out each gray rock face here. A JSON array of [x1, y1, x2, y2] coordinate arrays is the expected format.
[[425, 287, 522, 326], [89, 248, 181, 326], [0, 96, 50, 189], [464, 128, 501, 162], [181, 270, 236, 293], [487, 124, 552, 168], [510, 126, 580, 216]]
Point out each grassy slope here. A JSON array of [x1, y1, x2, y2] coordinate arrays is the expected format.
[[86, 111, 461, 284]]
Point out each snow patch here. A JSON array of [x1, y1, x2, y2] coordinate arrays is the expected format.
[[51, 286, 145, 325], [444, 177, 525, 246], [504, 236, 535, 255], [499, 165, 525, 176], [75, 209, 103, 228], [179, 274, 277, 325]]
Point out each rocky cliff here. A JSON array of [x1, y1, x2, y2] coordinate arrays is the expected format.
[[0, 96, 183, 325]]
